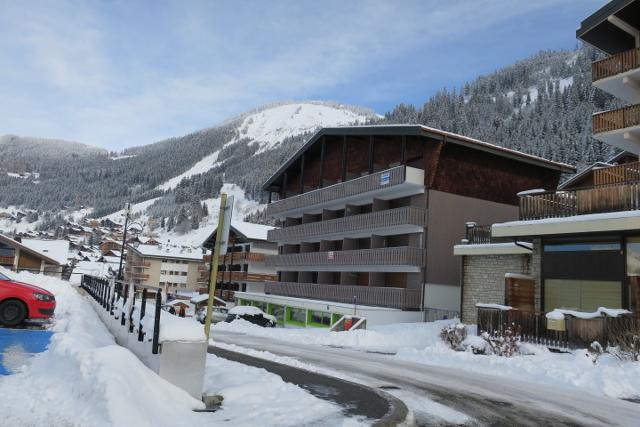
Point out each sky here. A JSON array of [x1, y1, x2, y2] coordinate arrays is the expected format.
[[0, 0, 606, 151]]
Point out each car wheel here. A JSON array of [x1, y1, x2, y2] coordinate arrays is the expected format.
[[0, 299, 28, 327]]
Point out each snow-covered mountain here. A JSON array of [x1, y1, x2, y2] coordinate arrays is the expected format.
[[0, 101, 378, 236]]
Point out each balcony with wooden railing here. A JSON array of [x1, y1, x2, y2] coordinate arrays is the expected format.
[[265, 246, 424, 271], [219, 252, 267, 263], [125, 271, 149, 280], [128, 261, 151, 269], [265, 281, 421, 310], [0, 255, 15, 266], [216, 271, 278, 282], [593, 104, 640, 134], [518, 180, 640, 220], [594, 161, 640, 185], [266, 165, 424, 218], [592, 47, 639, 82], [268, 206, 427, 243]]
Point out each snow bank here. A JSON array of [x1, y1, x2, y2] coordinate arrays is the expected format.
[[545, 307, 633, 320], [203, 354, 360, 426], [475, 303, 512, 311], [0, 269, 205, 426]]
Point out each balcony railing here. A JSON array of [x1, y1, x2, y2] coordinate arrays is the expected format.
[[265, 281, 421, 310], [266, 246, 424, 269], [215, 271, 278, 282], [128, 262, 151, 269], [518, 181, 640, 220], [0, 256, 14, 266], [266, 165, 423, 217], [268, 206, 427, 243], [592, 48, 639, 82], [219, 252, 266, 263], [593, 104, 640, 134], [593, 161, 640, 186]]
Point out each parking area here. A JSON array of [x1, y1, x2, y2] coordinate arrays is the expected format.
[[0, 326, 52, 375]]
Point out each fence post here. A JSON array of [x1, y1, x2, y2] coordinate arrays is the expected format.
[[129, 286, 136, 333], [121, 284, 128, 326], [109, 277, 116, 315], [152, 290, 162, 354], [138, 288, 147, 342]]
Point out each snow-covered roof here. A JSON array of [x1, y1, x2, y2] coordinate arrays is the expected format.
[[231, 220, 274, 241], [20, 238, 70, 265], [130, 244, 205, 261]]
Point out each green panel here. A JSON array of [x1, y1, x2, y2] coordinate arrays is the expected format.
[[286, 306, 307, 327], [545, 279, 622, 312], [331, 313, 341, 326], [307, 310, 332, 328], [269, 304, 285, 325]]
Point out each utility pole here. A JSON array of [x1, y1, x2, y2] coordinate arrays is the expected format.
[[117, 203, 131, 283], [204, 194, 232, 339]]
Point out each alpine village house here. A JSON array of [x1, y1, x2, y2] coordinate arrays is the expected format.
[[455, 0, 640, 326]]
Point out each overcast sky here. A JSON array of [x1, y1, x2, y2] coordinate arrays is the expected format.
[[0, 0, 605, 150]]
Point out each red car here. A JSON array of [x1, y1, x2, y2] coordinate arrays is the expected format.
[[0, 271, 56, 326]]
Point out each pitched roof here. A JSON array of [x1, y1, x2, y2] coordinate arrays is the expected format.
[[129, 244, 205, 261], [0, 234, 67, 266], [262, 125, 576, 190]]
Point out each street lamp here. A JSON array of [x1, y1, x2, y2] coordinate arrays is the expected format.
[[116, 203, 143, 283]]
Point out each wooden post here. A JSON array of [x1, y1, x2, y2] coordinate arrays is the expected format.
[[204, 194, 228, 340]]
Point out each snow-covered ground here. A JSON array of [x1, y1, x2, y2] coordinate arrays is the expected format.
[[0, 269, 364, 426], [157, 150, 222, 191], [213, 319, 640, 400]]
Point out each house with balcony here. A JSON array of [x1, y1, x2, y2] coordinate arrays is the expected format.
[[233, 125, 572, 327], [124, 244, 206, 295], [455, 0, 640, 324], [0, 234, 68, 278], [200, 220, 278, 301]]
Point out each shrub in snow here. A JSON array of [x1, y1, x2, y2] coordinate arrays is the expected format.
[[439, 323, 467, 351], [479, 324, 521, 357], [589, 333, 640, 364]]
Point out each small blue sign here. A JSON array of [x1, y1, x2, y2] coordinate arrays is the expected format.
[[0, 328, 52, 375], [380, 172, 390, 185]]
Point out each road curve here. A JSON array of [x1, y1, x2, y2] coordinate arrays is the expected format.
[[209, 346, 410, 426], [211, 330, 640, 427]]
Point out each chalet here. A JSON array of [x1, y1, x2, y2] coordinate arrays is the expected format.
[[241, 125, 572, 327], [0, 234, 68, 278], [201, 220, 278, 302], [455, 0, 640, 323]]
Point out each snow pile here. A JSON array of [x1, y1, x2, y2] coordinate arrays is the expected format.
[[545, 307, 633, 320], [475, 303, 512, 311], [0, 268, 205, 426], [203, 355, 358, 426]]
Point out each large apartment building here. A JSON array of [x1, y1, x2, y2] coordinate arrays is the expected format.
[[125, 244, 206, 294], [455, 0, 640, 323], [235, 125, 572, 326]]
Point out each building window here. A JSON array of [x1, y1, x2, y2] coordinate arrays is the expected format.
[[544, 279, 622, 312], [180, 283, 186, 288], [160, 270, 167, 274], [544, 242, 621, 252], [181, 272, 187, 276]]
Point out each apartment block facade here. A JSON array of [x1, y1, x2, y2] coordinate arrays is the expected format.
[[235, 125, 572, 326], [125, 244, 205, 294]]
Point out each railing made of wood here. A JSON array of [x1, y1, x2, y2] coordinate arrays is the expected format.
[[265, 281, 421, 310], [0, 256, 15, 266], [593, 161, 640, 185], [592, 47, 640, 81], [129, 262, 151, 268], [219, 252, 267, 263], [519, 181, 640, 220], [266, 165, 408, 216], [593, 104, 640, 134], [215, 271, 278, 282], [265, 246, 424, 268], [126, 272, 149, 280], [268, 206, 427, 242]]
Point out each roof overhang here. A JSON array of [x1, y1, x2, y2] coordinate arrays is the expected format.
[[0, 234, 63, 266], [492, 210, 640, 238], [576, 0, 640, 54], [262, 125, 575, 192]]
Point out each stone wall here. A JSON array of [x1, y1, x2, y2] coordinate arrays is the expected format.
[[461, 253, 530, 324]]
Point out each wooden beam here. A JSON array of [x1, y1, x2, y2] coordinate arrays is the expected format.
[[368, 135, 374, 174], [341, 135, 347, 181], [319, 136, 326, 188], [401, 135, 407, 165], [299, 153, 305, 194]]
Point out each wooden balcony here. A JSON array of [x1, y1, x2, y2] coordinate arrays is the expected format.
[[265, 281, 421, 310], [265, 246, 424, 272], [594, 161, 640, 185], [592, 47, 639, 82], [128, 261, 151, 269], [266, 165, 424, 218], [268, 206, 427, 243], [593, 105, 640, 134], [518, 181, 640, 220], [0, 256, 15, 266], [126, 271, 149, 280], [215, 271, 278, 282], [219, 252, 267, 263]]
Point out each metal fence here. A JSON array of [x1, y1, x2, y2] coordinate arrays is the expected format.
[[81, 274, 162, 354]]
